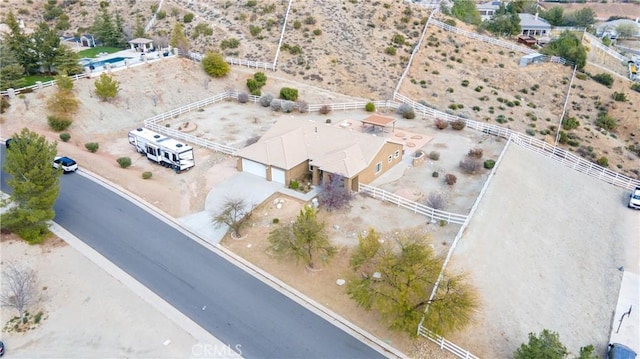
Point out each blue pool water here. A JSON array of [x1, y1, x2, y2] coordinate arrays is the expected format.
[[85, 57, 132, 69]]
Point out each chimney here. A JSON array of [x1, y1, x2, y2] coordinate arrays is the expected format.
[[534, 12, 539, 21]]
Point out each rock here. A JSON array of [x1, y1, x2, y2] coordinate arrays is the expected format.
[[372, 272, 382, 279], [336, 279, 346, 286], [333, 224, 340, 230]]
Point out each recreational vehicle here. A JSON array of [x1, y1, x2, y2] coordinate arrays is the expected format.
[[128, 128, 195, 173]]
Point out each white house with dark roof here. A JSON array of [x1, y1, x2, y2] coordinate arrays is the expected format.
[[477, 0, 503, 21], [234, 117, 404, 191]]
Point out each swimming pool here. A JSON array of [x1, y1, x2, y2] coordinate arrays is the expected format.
[[85, 57, 133, 69]]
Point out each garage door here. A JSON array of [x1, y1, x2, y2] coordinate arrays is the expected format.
[[271, 167, 286, 184], [242, 159, 266, 179]]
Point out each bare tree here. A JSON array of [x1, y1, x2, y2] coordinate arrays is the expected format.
[[212, 198, 253, 237], [318, 174, 353, 211], [1, 262, 37, 320]]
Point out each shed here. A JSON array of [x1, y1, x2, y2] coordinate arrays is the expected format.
[[80, 34, 95, 47], [520, 53, 545, 67]]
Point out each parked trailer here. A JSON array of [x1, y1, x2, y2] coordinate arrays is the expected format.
[[128, 127, 195, 172]]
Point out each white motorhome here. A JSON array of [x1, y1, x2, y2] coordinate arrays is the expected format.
[[128, 128, 195, 173]]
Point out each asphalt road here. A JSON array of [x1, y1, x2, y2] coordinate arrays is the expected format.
[[0, 147, 383, 359]]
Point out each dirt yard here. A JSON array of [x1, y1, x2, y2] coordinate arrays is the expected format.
[[0, 235, 199, 358]]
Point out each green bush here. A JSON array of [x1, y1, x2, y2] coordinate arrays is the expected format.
[[34, 311, 43, 324], [595, 113, 617, 131], [484, 159, 496, 169], [183, 12, 194, 23], [290, 180, 299, 189], [272, 218, 280, 224], [142, 171, 152, 179], [596, 156, 608, 167], [279, 87, 299, 101], [461, 79, 469, 87], [612, 91, 627, 102], [117, 157, 132, 168], [59, 132, 71, 142], [592, 73, 614, 88], [385, 46, 397, 56], [293, 20, 301, 29], [156, 10, 166, 20], [221, 38, 240, 50], [631, 83, 640, 93], [85, 142, 99, 153], [313, 29, 322, 36], [576, 73, 587, 80], [561, 117, 579, 130], [202, 52, 230, 78], [432, 171, 439, 178], [365, 102, 375, 112], [429, 151, 440, 160], [249, 25, 262, 37], [47, 116, 72, 131]]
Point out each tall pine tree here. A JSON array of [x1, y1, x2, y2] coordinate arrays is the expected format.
[[2, 129, 61, 243]]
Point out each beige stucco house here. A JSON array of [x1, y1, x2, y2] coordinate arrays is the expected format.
[[234, 117, 404, 191]]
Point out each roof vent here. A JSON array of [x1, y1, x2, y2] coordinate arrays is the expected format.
[[136, 128, 143, 131], [153, 135, 161, 138], [176, 144, 183, 148]]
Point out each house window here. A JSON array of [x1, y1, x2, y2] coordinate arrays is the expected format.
[[375, 162, 382, 173], [388, 155, 393, 163], [394, 150, 400, 159]]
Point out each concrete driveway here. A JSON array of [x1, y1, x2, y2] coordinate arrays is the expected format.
[[179, 172, 282, 243]]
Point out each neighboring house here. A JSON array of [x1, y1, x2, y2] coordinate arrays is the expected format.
[[519, 13, 551, 37], [234, 117, 405, 191], [595, 19, 640, 39], [80, 34, 96, 47], [477, 0, 503, 21]]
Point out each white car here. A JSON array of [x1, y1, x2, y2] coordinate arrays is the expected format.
[[629, 186, 640, 210], [53, 156, 78, 173]]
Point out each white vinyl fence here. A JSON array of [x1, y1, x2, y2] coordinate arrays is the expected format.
[[583, 32, 630, 63], [417, 326, 480, 359], [359, 184, 468, 224], [393, 92, 640, 190], [0, 73, 88, 97]]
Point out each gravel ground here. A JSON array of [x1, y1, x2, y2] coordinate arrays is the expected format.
[[447, 144, 639, 358]]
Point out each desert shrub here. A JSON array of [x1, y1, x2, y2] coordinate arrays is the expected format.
[[272, 218, 280, 224], [576, 72, 587, 80], [426, 192, 445, 210], [270, 100, 281, 111], [444, 19, 456, 26], [612, 91, 627, 102], [596, 156, 608, 167], [59, 132, 71, 142], [117, 157, 132, 168], [142, 171, 152, 179], [385, 47, 397, 56], [183, 12, 194, 23], [397, 103, 413, 116], [280, 87, 299, 101], [451, 119, 466, 130], [561, 117, 579, 130], [202, 52, 229, 78], [220, 38, 240, 50], [296, 100, 309, 113], [47, 115, 72, 131], [461, 79, 469, 87], [432, 171, 439, 178], [592, 73, 613, 88], [631, 83, 640, 93], [434, 119, 448, 129], [0, 97, 9, 114], [304, 16, 316, 25], [402, 108, 416, 119], [319, 104, 331, 115], [249, 25, 262, 37], [460, 158, 482, 173], [281, 101, 295, 113], [246, 136, 260, 146], [484, 159, 496, 169], [467, 148, 483, 158], [238, 92, 249, 103], [259, 94, 274, 107], [365, 102, 375, 112], [85, 142, 99, 153], [595, 113, 617, 131], [313, 29, 322, 36], [445, 174, 457, 185], [293, 20, 301, 29], [156, 10, 166, 20], [526, 128, 536, 136], [429, 151, 440, 160]]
